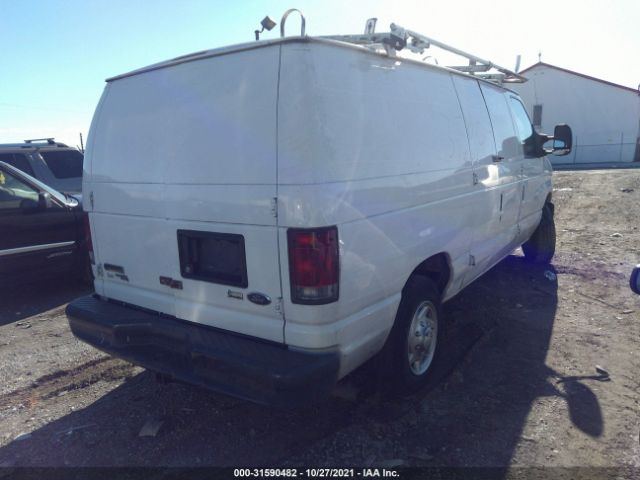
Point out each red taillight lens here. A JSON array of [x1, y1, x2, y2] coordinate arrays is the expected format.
[[83, 213, 94, 264], [287, 226, 339, 304]]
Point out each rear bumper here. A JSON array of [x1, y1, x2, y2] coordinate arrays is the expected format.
[[66, 295, 339, 407]]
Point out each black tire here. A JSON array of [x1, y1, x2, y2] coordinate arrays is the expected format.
[[379, 275, 444, 397], [522, 202, 556, 264]]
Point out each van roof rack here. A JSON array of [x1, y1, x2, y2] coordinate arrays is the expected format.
[[321, 21, 526, 85]]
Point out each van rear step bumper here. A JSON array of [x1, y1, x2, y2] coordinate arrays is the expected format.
[[66, 295, 339, 407]]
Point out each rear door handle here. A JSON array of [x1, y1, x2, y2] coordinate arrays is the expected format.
[[492, 155, 504, 162]]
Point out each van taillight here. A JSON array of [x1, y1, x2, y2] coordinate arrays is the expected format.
[[287, 226, 339, 305], [83, 213, 94, 264]]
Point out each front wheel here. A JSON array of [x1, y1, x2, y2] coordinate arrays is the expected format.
[[522, 202, 556, 264], [380, 276, 444, 396]]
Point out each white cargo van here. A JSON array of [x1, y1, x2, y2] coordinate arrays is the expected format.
[[66, 17, 572, 406]]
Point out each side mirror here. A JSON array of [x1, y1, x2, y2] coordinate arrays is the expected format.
[[38, 192, 52, 210], [631, 266, 640, 295], [551, 124, 572, 156]]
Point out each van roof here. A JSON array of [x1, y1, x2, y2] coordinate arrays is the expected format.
[[106, 36, 518, 93], [106, 37, 287, 82]]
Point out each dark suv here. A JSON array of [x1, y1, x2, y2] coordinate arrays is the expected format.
[[0, 138, 83, 194], [0, 161, 91, 283]]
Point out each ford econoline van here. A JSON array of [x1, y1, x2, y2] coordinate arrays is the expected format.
[[66, 18, 572, 406]]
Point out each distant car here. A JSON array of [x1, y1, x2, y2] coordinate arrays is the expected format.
[[0, 138, 83, 194], [631, 266, 640, 294], [0, 161, 91, 283]]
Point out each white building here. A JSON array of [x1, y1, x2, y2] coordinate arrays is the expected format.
[[511, 62, 640, 166]]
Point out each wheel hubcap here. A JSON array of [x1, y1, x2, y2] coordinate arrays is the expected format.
[[407, 301, 438, 375]]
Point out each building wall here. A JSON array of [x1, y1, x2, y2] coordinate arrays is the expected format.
[[511, 65, 640, 165]]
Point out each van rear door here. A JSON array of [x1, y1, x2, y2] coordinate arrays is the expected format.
[[85, 45, 284, 343]]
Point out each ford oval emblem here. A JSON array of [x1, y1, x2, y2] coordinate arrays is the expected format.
[[247, 292, 272, 306]]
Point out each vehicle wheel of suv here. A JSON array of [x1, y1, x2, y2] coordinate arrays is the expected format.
[[522, 202, 556, 264], [380, 275, 444, 396]]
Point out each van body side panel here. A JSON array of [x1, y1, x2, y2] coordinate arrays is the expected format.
[[84, 46, 284, 342], [450, 75, 507, 285], [479, 84, 524, 260], [277, 42, 476, 372]]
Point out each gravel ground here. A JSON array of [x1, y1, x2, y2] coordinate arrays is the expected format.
[[0, 169, 638, 472]]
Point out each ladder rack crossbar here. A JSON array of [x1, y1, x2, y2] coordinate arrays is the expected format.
[[320, 24, 526, 85]]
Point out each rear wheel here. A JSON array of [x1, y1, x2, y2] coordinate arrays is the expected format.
[[380, 276, 444, 396], [522, 202, 556, 264]]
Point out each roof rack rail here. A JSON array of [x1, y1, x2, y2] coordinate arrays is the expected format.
[[24, 138, 56, 144], [321, 21, 526, 85], [0, 139, 69, 149]]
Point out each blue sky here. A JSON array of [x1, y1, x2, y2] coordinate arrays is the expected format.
[[1, 0, 638, 146]]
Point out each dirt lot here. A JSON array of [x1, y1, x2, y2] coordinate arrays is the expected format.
[[0, 170, 638, 472]]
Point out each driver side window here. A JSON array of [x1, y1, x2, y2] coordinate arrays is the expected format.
[[0, 170, 39, 210]]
